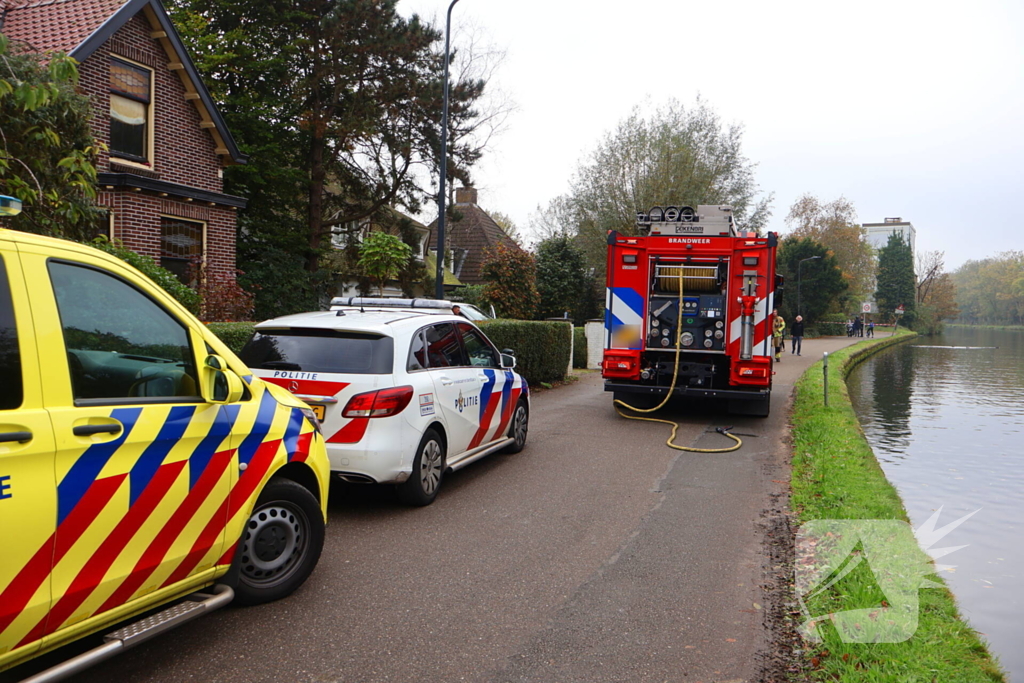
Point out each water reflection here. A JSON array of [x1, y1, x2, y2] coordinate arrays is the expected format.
[[847, 328, 1024, 681]]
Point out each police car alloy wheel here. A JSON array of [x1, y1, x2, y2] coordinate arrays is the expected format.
[[398, 429, 446, 506], [503, 399, 529, 454]]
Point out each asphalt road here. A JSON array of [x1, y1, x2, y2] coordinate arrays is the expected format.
[[6, 334, 869, 683]]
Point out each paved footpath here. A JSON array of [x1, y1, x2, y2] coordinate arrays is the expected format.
[[6, 334, 878, 683]]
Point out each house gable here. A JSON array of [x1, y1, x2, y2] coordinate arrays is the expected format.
[[428, 187, 524, 286]]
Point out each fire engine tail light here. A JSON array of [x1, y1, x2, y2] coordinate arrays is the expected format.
[[342, 385, 414, 418], [738, 367, 768, 378]]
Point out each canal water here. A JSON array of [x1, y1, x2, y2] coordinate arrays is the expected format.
[[847, 327, 1023, 680]]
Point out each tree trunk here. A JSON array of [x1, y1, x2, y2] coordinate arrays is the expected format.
[[306, 126, 326, 272]]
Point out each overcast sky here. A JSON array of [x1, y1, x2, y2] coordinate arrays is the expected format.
[[399, 0, 1023, 269]]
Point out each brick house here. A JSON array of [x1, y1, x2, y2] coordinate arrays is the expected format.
[[1, 0, 247, 285], [427, 187, 523, 286]]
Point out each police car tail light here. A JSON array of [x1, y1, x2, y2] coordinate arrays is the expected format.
[[342, 385, 414, 418]]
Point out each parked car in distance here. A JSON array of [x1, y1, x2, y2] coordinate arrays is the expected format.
[[239, 303, 529, 506], [0, 229, 330, 677]]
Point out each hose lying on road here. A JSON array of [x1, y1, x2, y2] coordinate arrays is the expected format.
[[613, 278, 744, 453]]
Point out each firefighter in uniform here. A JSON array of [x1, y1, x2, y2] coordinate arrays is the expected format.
[[772, 309, 786, 362]]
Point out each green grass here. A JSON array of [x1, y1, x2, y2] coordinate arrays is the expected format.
[[789, 329, 1006, 682]]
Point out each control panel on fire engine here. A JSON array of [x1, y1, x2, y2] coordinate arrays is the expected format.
[[648, 295, 726, 351]]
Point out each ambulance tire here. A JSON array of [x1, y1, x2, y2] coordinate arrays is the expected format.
[[233, 478, 325, 606], [398, 429, 445, 507], [503, 398, 529, 454]]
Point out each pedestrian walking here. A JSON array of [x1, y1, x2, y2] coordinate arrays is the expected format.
[[772, 309, 786, 362], [791, 315, 805, 355], [868, 321, 874, 337]]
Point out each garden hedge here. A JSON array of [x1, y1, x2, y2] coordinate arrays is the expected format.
[[479, 319, 571, 385], [207, 322, 256, 355], [573, 327, 588, 369]]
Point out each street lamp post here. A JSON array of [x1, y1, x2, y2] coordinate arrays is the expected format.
[[797, 255, 820, 317], [435, 0, 461, 301]]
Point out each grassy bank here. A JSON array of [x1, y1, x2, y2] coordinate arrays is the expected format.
[[788, 329, 1006, 682], [946, 323, 1024, 331]]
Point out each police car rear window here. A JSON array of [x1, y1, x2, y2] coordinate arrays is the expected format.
[[240, 329, 394, 375]]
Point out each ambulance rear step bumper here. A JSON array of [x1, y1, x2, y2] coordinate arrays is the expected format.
[[604, 381, 768, 401], [19, 584, 234, 683]]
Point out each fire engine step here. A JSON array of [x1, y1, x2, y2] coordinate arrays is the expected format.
[[18, 584, 234, 683]]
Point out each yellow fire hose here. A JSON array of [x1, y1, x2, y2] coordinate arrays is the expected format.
[[612, 280, 743, 453]]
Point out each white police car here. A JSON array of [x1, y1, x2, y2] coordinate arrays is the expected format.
[[238, 299, 529, 505]]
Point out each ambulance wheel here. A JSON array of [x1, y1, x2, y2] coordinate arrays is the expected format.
[[503, 399, 529, 454], [398, 429, 445, 506], [233, 479, 325, 606]]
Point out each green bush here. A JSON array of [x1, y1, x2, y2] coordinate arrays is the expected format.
[[817, 322, 848, 336], [573, 327, 588, 369], [91, 237, 200, 315], [480, 319, 571, 384], [207, 322, 256, 355]]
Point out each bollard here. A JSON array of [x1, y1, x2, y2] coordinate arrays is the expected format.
[[823, 352, 829, 407]]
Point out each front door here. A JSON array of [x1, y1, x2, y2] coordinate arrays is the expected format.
[[423, 322, 479, 457], [0, 247, 56, 662], [19, 254, 232, 640]]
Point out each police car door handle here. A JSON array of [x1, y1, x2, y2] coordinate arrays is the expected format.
[[0, 431, 32, 443], [73, 423, 122, 437], [438, 376, 454, 386]]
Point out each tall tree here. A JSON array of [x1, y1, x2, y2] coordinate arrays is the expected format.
[[785, 194, 875, 306], [542, 97, 772, 278], [0, 35, 102, 239], [952, 251, 1024, 325], [534, 235, 595, 324], [167, 0, 488, 317], [875, 231, 916, 326], [776, 237, 847, 323]]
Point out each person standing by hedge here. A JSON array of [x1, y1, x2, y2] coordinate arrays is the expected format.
[[790, 315, 805, 356], [772, 309, 786, 362]]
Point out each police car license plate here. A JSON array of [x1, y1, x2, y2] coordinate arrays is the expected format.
[[308, 404, 326, 422]]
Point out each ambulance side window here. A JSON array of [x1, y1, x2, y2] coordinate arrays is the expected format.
[[48, 261, 201, 403], [0, 255, 21, 410]]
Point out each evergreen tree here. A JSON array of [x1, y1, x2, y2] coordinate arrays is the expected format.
[[534, 236, 595, 324], [776, 237, 847, 323], [875, 231, 916, 326]]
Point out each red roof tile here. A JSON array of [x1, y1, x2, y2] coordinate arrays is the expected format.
[[2, 0, 126, 55]]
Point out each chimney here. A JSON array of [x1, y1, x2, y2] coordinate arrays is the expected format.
[[455, 186, 478, 205]]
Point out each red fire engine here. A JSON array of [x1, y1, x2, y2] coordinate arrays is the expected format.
[[602, 205, 780, 417]]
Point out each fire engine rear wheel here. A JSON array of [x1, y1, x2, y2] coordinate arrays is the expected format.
[[613, 392, 662, 411], [728, 392, 771, 418], [234, 479, 325, 606]]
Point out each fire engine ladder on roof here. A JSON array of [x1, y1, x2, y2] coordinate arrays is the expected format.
[[653, 262, 722, 293]]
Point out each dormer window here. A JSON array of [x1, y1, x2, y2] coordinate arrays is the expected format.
[[109, 58, 151, 162]]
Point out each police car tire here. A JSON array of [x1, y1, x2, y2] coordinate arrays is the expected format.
[[502, 399, 529, 454], [233, 479, 325, 606], [398, 429, 445, 507]]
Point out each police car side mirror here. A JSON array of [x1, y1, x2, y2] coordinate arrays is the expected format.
[[203, 354, 245, 404], [500, 353, 517, 370]]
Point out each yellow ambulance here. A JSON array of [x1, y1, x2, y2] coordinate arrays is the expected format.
[[0, 229, 330, 678]]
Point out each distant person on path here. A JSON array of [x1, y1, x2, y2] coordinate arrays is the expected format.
[[868, 320, 874, 337], [847, 319, 854, 337], [791, 315, 805, 355], [772, 309, 786, 362]]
